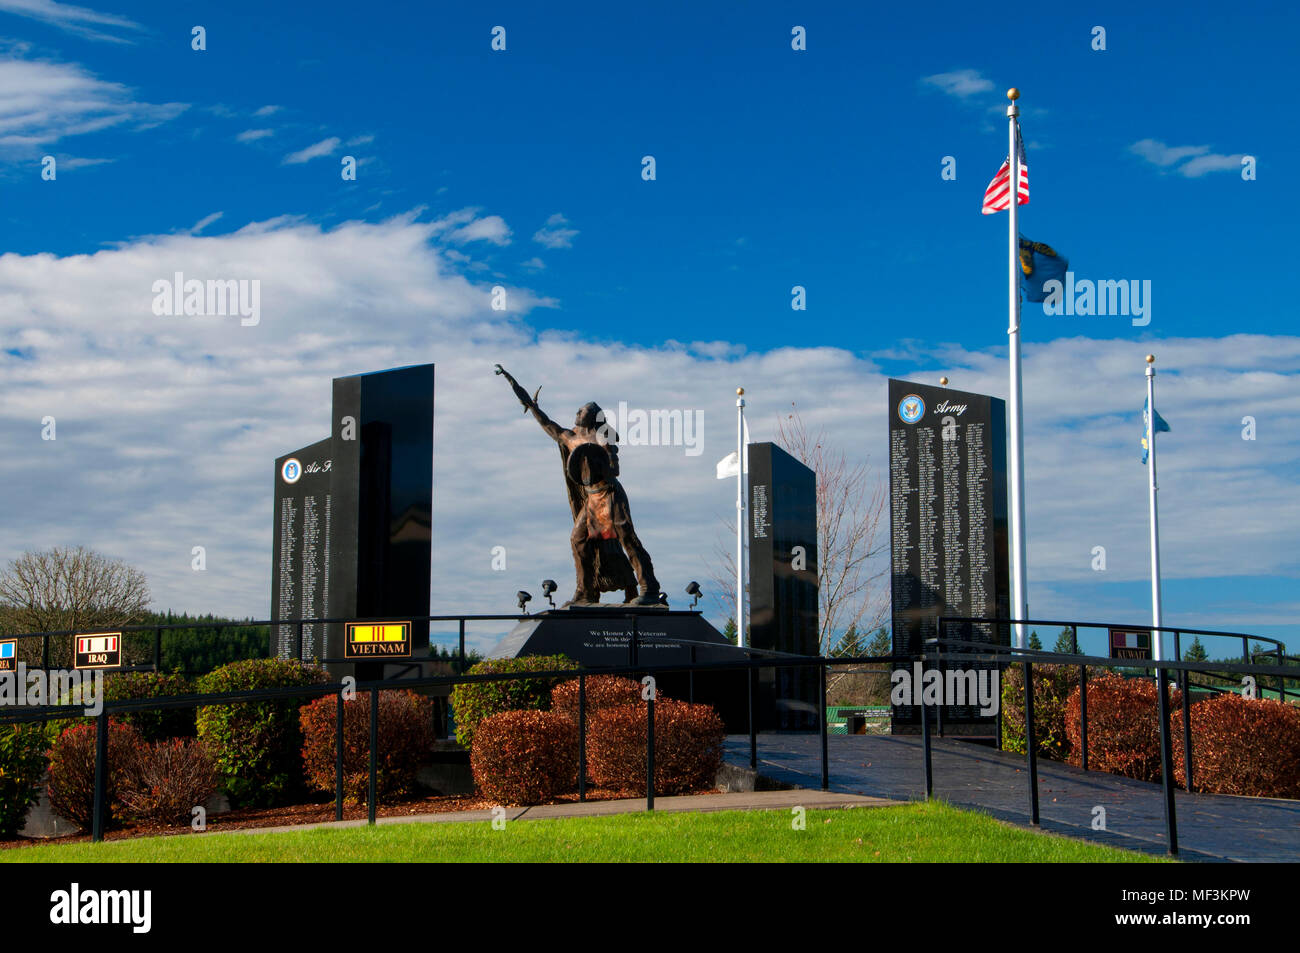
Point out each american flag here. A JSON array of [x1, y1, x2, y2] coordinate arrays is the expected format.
[[981, 127, 1028, 214]]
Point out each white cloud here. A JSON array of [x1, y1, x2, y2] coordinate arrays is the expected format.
[[0, 0, 143, 44], [252, 105, 281, 117], [345, 133, 374, 146], [1129, 139, 1209, 167], [532, 213, 578, 249], [56, 154, 111, 169], [236, 128, 273, 143], [1178, 153, 1244, 178], [448, 214, 511, 246], [920, 69, 993, 98], [1129, 139, 1243, 177], [189, 211, 222, 234], [521, 256, 545, 270], [282, 136, 340, 165], [0, 56, 187, 158], [0, 216, 1294, 651]]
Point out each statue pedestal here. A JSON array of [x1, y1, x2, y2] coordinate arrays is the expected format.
[[487, 608, 755, 730]]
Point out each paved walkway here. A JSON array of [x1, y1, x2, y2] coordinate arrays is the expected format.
[[723, 734, 1300, 862], [229, 789, 894, 836]]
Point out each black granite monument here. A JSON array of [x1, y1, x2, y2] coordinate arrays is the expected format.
[[888, 378, 1009, 735], [272, 364, 434, 679], [747, 442, 819, 729]]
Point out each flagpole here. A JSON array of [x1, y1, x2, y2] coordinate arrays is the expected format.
[[1146, 354, 1164, 666], [1006, 87, 1029, 651], [736, 387, 747, 649]]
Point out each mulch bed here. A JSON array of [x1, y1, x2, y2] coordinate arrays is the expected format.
[[0, 786, 721, 850]]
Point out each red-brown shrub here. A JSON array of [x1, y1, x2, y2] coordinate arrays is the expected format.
[[1064, 675, 1181, 782], [550, 675, 649, 722], [46, 720, 142, 831], [586, 699, 725, 795], [299, 690, 436, 804], [1171, 693, 1300, 798], [470, 710, 579, 806], [120, 738, 219, 825]]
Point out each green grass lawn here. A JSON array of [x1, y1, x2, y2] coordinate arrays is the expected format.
[[2, 801, 1164, 863]]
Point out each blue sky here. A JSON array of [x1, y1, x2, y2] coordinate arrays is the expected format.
[[0, 0, 1296, 655]]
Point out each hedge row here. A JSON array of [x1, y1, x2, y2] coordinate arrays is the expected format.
[[468, 674, 725, 805]]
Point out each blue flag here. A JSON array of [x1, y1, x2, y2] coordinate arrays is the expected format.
[[1019, 237, 1068, 303], [1142, 396, 1170, 464]]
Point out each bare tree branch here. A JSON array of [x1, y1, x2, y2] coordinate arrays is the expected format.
[[0, 546, 151, 666], [775, 404, 889, 656]]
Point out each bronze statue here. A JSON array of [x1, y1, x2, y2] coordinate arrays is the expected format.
[[495, 364, 665, 607]]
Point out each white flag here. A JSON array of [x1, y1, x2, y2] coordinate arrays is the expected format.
[[715, 419, 750, 478]]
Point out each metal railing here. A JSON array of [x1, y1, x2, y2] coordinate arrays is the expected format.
[[928, 616, 1295, 856], [2, 611, 1292, 855]]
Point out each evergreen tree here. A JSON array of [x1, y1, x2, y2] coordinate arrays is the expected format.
[[1027, 630, 1042, 651], [1184, 637, 1208, 662], [1053, 626, 1077, 655], [722, 617, 738, 646], [834, 625, 863, 657], [865, 626, 891, 658]]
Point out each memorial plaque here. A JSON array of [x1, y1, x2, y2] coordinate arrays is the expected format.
[[271, 438, 333, 661], [0, 640, 15, 673], [888, 379, 1009, 735], [487, 608, 750, 730], [748, 442, 819, 730], [344, 621, 412, 659], [1109, 627, 1152, 661], [74, 633, 122, 670]]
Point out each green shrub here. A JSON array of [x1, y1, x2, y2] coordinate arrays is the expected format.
[[586, 699, 725, 795], [0, 724, 48, 838], [46, 719, 142, 831], [299, 690, 435, 804], [450, 654, 579, 748], [120, 738, 219, 825], [470, 710, 578, 805], [195, 658, 329, 807], [1001, 663, 1106, 761], [103, 671, 196, 742]]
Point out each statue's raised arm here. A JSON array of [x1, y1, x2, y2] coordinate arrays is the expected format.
[[494, 364, 565, 442]]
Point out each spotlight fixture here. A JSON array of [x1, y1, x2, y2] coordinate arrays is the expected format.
[[541, 579, 557, 608], [685, 580, 702, 609], [516, 590, 533, 613]]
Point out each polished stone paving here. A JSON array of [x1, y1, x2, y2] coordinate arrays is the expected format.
[[724, 733, 1300, 862]]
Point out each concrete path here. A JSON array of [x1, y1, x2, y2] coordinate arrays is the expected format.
[[227, 788, 895, 836], [723, 734, 1300, 862]]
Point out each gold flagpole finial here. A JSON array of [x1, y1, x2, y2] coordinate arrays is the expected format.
[[736, 387, 744, 396], [940, 377, 949, 386], [1007, 87, 1020, 101], [1145, 354, 1155, 365]]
